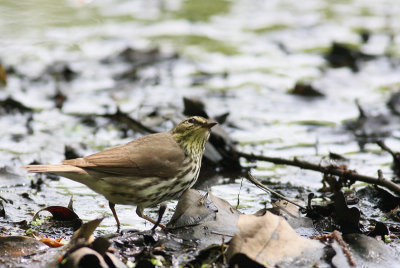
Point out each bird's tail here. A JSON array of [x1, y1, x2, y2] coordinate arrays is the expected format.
[[21, 164, 88, 175]]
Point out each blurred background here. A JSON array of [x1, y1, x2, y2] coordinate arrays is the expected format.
[[1, 0, 400, 231]]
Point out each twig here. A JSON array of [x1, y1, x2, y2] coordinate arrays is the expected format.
[[377, 169, 383, 181], [238, 152, 400, 195], [332, 230, 357, 266], [376, 140, 400, 176], [376, 141, 396, 158], [210, 231, 234, 237], [246, 172, 307, 210], [236, 177, 243, 209], [0, 195, 9, 203]]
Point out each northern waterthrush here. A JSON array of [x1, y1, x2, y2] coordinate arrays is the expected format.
[[23, 116, 217, 229]]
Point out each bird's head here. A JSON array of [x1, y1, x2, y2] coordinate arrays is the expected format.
[[171, 116, 217, 155]]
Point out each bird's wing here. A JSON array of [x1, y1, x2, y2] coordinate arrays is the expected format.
[[62, 133, 186, 178]]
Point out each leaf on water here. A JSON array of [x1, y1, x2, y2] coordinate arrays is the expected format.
[[33, 206, 80, 222], [0, 236, 48, 258], [167, 189, 241, 248], [226, 212, 324, 267], [168, 189, 217, 227]]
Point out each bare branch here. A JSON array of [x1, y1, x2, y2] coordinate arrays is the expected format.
[[246, 172, 307, 210], [238, 152, 400, 195]]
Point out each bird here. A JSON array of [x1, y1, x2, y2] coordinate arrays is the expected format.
[[22, 116, 217, 230]]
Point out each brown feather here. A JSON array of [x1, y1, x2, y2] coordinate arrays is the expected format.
[[62, 132, 185, 178], [21, 164, 89, 175], [62, 158, 94, 167]]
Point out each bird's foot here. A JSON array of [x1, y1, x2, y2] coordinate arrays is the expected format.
[[136, 205, 166, 230], [151, 202, 167, 231]]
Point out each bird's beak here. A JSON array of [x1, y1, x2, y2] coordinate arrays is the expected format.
[[204, 120, 217, 129]]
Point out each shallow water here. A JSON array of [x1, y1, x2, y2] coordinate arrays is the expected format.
[[1, 0, 400, 236]]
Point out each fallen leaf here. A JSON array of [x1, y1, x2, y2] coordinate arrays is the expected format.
[[0, 236, 48, 258], [226, 212, 324, 267], [167, 189, 241, 248], [70, 218, 104, 246], [33, 206, 80, 221], [39, 237, 65, 248]]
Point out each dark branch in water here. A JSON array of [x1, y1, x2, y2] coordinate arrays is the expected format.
[[239, 152, 400, 195]]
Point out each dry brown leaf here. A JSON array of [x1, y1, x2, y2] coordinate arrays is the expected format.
[[227, 212, 323, 266], [71, 218, 103, 244]]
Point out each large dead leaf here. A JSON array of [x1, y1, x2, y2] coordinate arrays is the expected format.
[[0, 236, 48, 258], [167, 189, 241, 248], [227, 212, 324, 266]]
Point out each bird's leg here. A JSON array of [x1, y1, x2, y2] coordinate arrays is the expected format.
[[136, 206, 166, 229], [109, 202, 121, 231], [151, 202, 167, 231]]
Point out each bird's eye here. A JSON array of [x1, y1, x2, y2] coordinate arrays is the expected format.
[[188, 118, 196, 124]]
